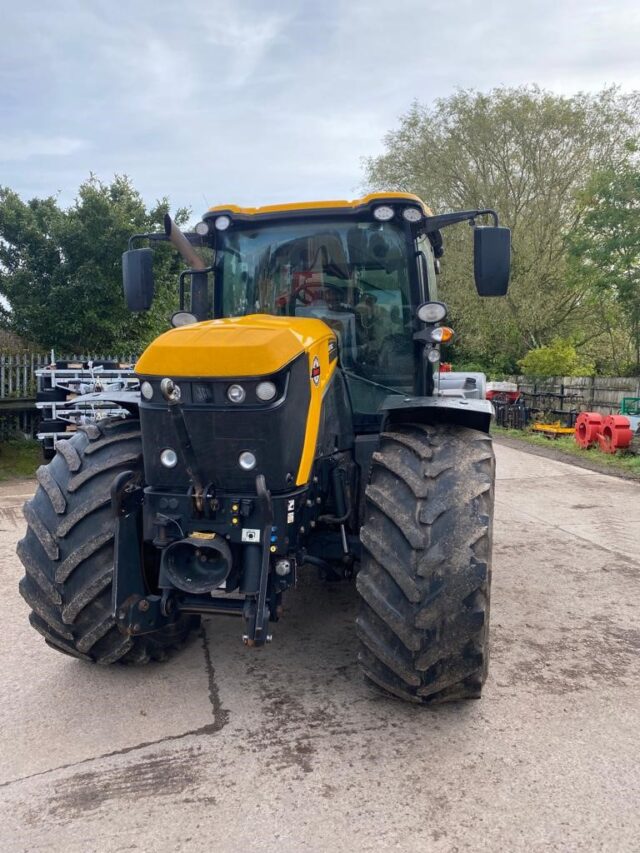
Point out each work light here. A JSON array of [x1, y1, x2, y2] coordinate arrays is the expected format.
[[373, 205, 394, 221], [417, 301, 447, 323], [402, 207, 422, 223], [238, 451, 257, 471], [160, 448, 178, 468]]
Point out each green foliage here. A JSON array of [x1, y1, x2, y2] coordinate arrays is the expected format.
[[518, 338, 595, 377], [364, 86, 640, 371], [492, 427, 640, 477], [0, 175, 189, 352], [569, 163, 640, 372], [0, 439, 40, 481]]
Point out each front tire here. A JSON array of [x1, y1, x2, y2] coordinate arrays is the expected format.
[[357, 422, 494, 703], [18, 418, 197, 664]]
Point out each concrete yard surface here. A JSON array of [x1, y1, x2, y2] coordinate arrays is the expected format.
[[0, 443, 639, 852]]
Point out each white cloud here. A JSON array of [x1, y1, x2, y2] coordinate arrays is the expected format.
[[0, 135, 87, 162], [200, 9, 290, 86], [1, 0, 639, 211]]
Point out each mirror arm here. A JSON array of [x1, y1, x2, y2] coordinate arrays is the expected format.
[[127, 232, 169, 251], [423, 208, 499, 233]]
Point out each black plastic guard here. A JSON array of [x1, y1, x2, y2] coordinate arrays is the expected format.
[[380, 394, 493, 433]]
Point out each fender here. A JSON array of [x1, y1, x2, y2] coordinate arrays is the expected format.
[[380, 394, 493, 434]]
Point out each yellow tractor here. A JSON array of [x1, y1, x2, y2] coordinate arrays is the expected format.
[[18, 192, 509, 703]]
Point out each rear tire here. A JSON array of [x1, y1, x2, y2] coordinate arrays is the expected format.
[[357, 422, 494, 703], [18, 418, 198, 664]]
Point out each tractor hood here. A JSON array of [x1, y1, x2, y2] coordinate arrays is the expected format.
[[136, 314, 336, 378]]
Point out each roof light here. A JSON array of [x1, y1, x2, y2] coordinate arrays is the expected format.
[[171, 311, 198, 327], [214, 215, 231, 231], [402, 207, 423, 223], [194, 221, 209, 236], [373, 205, 394, 221]]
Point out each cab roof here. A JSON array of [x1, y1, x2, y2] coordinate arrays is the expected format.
[[205, 191, 433, 219]]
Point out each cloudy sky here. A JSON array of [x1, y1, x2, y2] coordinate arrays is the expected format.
[[1, 0, 639, 218]]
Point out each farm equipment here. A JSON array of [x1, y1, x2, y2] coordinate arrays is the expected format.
[[17, 192, 510, 704], [575, 398, 640, 454], [36, 359, 137, 459]]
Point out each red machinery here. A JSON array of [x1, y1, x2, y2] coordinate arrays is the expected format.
[[574, 412, 603, 449], [575, 411, 633, 453], [596, 415, 634, 454]]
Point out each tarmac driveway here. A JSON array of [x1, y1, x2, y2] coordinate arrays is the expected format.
[[0, 443, 639, 852]]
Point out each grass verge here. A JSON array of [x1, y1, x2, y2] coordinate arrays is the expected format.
[[0, 438, 41, 481], [492, 426, 640, 477]]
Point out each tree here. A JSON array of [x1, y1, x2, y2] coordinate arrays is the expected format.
[[569, 162, 640, 373], [518, 338, 594, 377], [0, 176, 189, 353], [364, 86, 640, 371]]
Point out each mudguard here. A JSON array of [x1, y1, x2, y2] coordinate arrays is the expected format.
[[380, 394, 494, 433]]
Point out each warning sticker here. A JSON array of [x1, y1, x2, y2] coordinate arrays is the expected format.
[[311, 356, 321, 386]]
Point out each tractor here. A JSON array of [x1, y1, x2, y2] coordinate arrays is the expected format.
[[18, 192, 510, 703]]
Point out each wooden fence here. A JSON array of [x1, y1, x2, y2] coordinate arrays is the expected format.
[[506, 375, 640, 416]]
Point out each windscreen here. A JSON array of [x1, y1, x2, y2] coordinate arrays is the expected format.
[[216, 220, 416, 408]]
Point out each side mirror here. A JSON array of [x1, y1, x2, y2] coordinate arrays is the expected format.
[[473, 226, 511, 297], [122, 248, 155, 311]]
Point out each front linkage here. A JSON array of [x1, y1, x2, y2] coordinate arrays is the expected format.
[[111, 469, 298, 646]]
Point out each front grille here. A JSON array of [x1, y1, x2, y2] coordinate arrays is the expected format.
[[139, 353, 311, 493]]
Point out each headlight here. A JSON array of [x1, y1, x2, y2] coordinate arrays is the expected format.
[[238, 451, 257, 470], [214, 215, 231, 231], [373, 205, 394, 221], [417, 301, 447, 323], [140, 381, 153, 400], [256, 381, 277, 402], [227, 384, 246, 403], [160, 377, 181, 403], [160, 448, 178, 468], [402, 207, 423, 223]]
